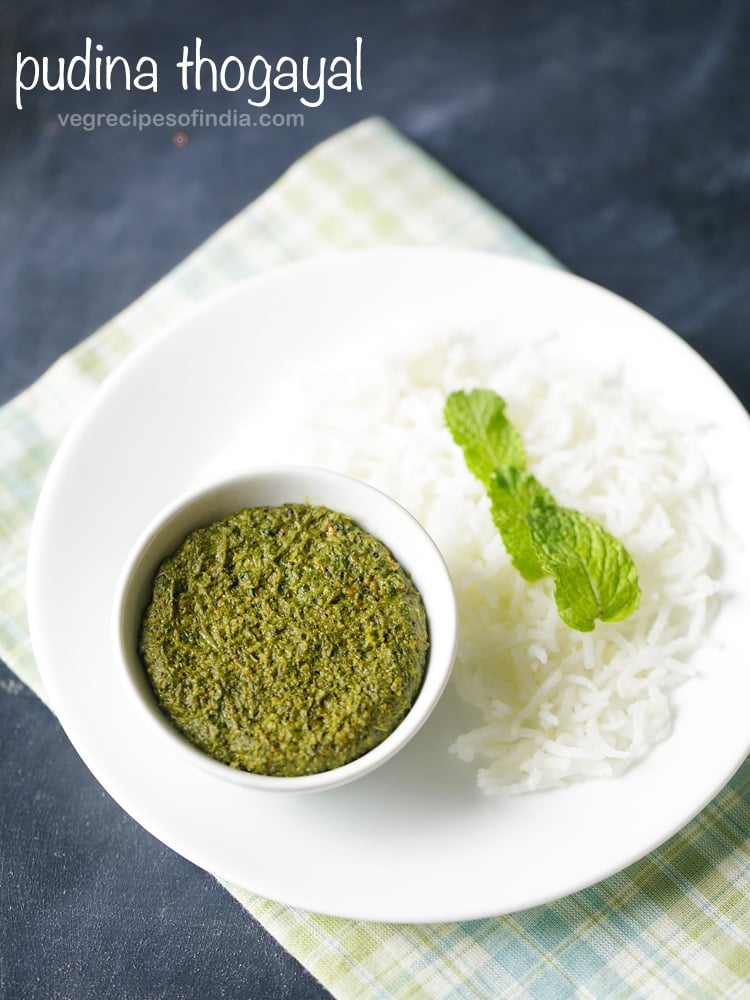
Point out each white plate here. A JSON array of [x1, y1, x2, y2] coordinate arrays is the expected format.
[[27, 248, 750, 922]]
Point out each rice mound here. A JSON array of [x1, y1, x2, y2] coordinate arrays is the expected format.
[[212, 331, 722, 795]]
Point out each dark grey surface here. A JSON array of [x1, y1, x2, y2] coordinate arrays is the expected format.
[[2, 1, 749, 998]]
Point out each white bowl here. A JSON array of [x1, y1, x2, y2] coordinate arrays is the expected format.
[[111, 466, 457, 793]]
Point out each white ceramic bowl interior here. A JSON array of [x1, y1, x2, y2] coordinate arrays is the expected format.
[[112, 466, 457, 792]]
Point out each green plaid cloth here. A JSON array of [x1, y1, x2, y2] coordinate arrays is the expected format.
[[2, 118, 748, 1000]]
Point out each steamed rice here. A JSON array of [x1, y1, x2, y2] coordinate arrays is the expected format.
[[205, 330, 722, 795]]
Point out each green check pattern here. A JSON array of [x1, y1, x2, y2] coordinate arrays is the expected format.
[[1, 118, 748, 1000]]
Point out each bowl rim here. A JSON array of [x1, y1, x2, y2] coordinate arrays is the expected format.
[[111, 464, 458, 793]]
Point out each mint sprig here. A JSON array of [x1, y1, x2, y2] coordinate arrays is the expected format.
[[445, 389, 640, 632]]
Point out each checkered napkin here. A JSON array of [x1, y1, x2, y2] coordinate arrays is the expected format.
[[2, 118, 748, 1000]]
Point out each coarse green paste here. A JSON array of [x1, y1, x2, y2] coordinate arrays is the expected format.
[[139, 504, 429, 776]]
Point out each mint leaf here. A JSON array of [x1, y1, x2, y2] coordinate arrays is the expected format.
[[443, 387, 641, 632], [527, 502, 641, 632], [487, 467, 553, 582], [444, 389, 526, 487]]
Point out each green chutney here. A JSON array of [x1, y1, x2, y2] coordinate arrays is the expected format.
[[139, 503, 429, 776]]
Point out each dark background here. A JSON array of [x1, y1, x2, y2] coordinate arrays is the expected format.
[[2, 1, 748, 997]]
